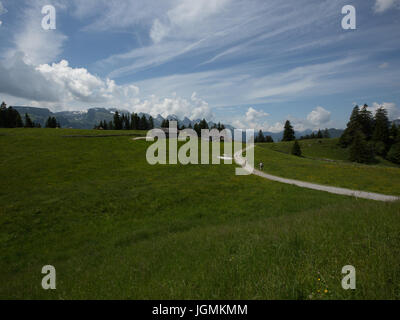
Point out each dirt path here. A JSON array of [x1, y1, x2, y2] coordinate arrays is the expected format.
[[234, 145, 399, 202]]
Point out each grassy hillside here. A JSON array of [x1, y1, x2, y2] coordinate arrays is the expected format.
[[269, 138, 398, 166], [256, 140, 400, 196], [269, 138, 349, 161], [1, 129, 400, 299]]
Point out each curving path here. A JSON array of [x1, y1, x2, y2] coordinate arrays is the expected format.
[[234, 145, 400, 202]]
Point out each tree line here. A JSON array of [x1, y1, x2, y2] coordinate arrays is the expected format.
[[255, 130, 274, 143], [300, 129, 330, 140], [95, 112, 155, 130], [96, 113, 227, 137], [0, 102, 60, 128], [339, 104, 400, 164]]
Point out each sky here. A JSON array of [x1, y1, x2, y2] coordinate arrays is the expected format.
[[0, 0, 399, 131]]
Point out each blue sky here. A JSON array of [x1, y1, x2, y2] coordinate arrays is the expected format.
[[0, 0, 399, 131]]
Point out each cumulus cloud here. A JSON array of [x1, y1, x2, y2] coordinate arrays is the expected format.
[[232, 107, 273, 131], [374, 0, 400, 13], [132, 92, 213, 120], [306, 106, 331, 126], [0, 54, 140, 110], [371, 102, 400, 120], [37, 60, 139, 105], [0, 51, 213, 119]]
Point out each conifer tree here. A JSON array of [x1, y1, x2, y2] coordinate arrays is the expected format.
[[24, 113, 34, 128], [282, 120, 295, 141], [113, 111, 122, 130], [372, 107, 390, 156], [339, 105, 361, 147], [256, 130, 265, 143], [291, 140, 302, 157], [387, 142, 400, 164], [265, 135, 274, 143], [359, 104, 374, 140], [148, 116, 154, 129], [349, 129, 375, 163]]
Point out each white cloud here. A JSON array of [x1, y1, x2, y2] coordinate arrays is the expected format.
[[0, 55, 140, 110], [37, 60, 140, 106], [0, 54, 213, 119], [371, 102, 400, 120], [374, 0, 400, 13], [132, 92, 213, 120], [232, 107, 272, 131], [306, 106, 331, 126]]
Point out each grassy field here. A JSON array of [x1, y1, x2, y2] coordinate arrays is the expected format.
[[255, 140, 400, 196], [1, 129, 400, 299]]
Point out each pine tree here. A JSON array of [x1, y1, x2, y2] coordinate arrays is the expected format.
[[387, 142, 400, 164], [24, 113, 34, 128], [291, 140, 302, 157], [148, 116, 154, 129], [282, 120, 295, 141], [317, 129, 323, 139], [161, 119, 169, 128], [113, 111, 122, 130], [265, 136, 274, 143], [256, 130, 265, 143], [372, 107, 390, 156], [339, 105, 361, 147], [359, 104, 374, 140], [349, 129, 375, 163], [389, 123, 398, 145], [139, 115, 148, 130]]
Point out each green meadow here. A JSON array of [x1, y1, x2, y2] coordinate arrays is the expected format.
[[255, 140, 400, 196], [1, 129, 400, 299]]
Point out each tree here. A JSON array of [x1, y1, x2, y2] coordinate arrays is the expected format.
[[387, 142, 400, 164], [199, 119, 209, 130], [193, 123, 201, 136], [161, 119, 169, 128], [372, 107, 390, 156], [339, 105, 361, 147], [139, 115, 148, 130], [389, 123, 398, 145], [45, 116, 58, 128], [24, 113, 34, 128], [317, 129, 323, 139], [349, 129, 375, 164], [323, 128, 330, 138], [265, 135, 274, 143], [282, 120, 295, 141], [359, 104, 374, 140], [148, 116, 154, 129], [256, 130, 265, 143], [0, 105, 23, 128], [113, 111, 122, 130], [291, 140, 302, 157]]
